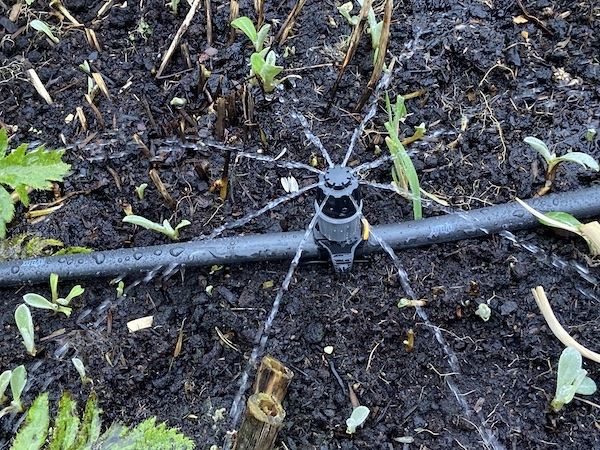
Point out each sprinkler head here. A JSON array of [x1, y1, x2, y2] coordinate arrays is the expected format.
[[314, 165, 364, 273]]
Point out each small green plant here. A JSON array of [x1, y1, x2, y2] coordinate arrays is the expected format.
[[30, 19, 60, 44], [585, 128, 596, 142], [71, 358, 92, 385], [0, 128, 71, 238], [0, 365, 27, 418], [135, 183, 148, 200], [129, 20, 153, 41], [385, 94, 424, 220], [15, 304, 36, 356], [23, 273, 85, 317], [550, 346, 597, 412], [345, 405, 369, 434], [231, 16, 298, 92], [123, 214, 191, 240], [167, 0, 180, 15], [516, 199, 600, 256], [337, 0, 383, 63], [475, 303, 491, 322], [524, 136, 599, 196], [11, 391, 195, 449], [231, 17, 271, 52]]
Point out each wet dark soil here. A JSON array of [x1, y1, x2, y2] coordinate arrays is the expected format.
[[1, 0, 600, 448]]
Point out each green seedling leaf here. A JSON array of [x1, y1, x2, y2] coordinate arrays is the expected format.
[[551, 347, 597, 412], [174, 219, 191, 232], [231, 17, 261, 50], [555, 152, 600, 171], [23, 293, 59, 312], [524, 136, 553, 163], [50, 272, 59, 302], [50, 392, 80, 450], [255, 23, 271, 53], [577, 376, 597, 396], [15, 304, 36, 356], [30, 19, 60, 44], [123, 214, 164, 232], [10, 365, 26, 409], [0, 370, 11, 404], [72, 358, 92, 385], [63, 284, 85, 303], [475, 303, 491, 322], [10, 392, 49, 450], [346, 405, 370, 434], [337, 2, 358, 25], [541, 212, 583, 229]]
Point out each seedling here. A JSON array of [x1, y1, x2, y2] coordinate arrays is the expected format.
[[0, 365, 27, 418], [231, 17, 271, 52], [230, 16, 298, 92], [551, 347, 597, 412], [0, 370, 11, 404], [122, 214, 191, 240], [475, 303, 491, 322], [516, 199, 600, 255], [71, 358, 92, 385], [167, 0, 180, 15], [337, 0, 383, 64], [135, 182, 148, 200], [11, 391, 195, 449], [585, 128, 596, 143], [385, 93, 424, 220], [397, 298, 426, 308], [30, 20, 60, 44], [250, 49, 287, 92], [23, 273, 85, 317], [346, 405, 370, 434], [0, 128, 71, 238], [524, 136, 599, 196], [15, 304, 36, 356]]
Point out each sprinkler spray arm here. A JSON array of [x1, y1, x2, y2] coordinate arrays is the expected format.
[[0, 186, 598, 286]]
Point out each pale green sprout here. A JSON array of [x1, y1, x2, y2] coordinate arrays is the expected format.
[[170, 97, 186, 107], [167, 0, 180, 14], [0, 370, 11, 404], [551, 347, 597, 412], [346, 405, 370, 434], [231, 17, 271, 52], [585, 128, 596, 143], [524, 136, 599, 196], [385, 93, 423, 220], [337, 0, 383, 63], [231, 17, 299, 92], [123, 214, 191, 240], [30, 20, 60, 44], [0, 365, 27, 418], [15, 304, 36, 356], [72, 358, 92, 385], [516, 199, 600, 256], [116, 280, 126, 298], [475, 303, 491, 322], [23, 273, 84, 317], [135, 183, 148, 200]]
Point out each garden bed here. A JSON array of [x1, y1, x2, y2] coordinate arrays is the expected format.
[[1, 0, 600, 448]]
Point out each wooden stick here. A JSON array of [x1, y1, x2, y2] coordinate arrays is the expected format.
[[328, 0, 371, 106], [204, 0, 213, 45], [354, 0, 392, 112], [156, 0, 203, 78], [252, 355, 294, 403], [276, 0, 306, 46], [234, 393, 285, 450]]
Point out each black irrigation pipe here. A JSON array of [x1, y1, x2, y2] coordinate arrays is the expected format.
[[0, 186, 599, 287]]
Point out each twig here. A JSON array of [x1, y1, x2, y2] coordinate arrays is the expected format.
[[531, 286, 600, 363], [156, 0, 203, 78]]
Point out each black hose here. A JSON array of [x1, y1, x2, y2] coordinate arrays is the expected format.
[[0, 186, 598, 287]]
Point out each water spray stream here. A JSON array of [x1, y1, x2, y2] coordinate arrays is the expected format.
[[367, 226, 506, 450], [341, 71, 391, 167], [205, 182, 320, 240], [235, 150, 323, 175], [291, 112, 335, 167], [223, 197, 329, 450]]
